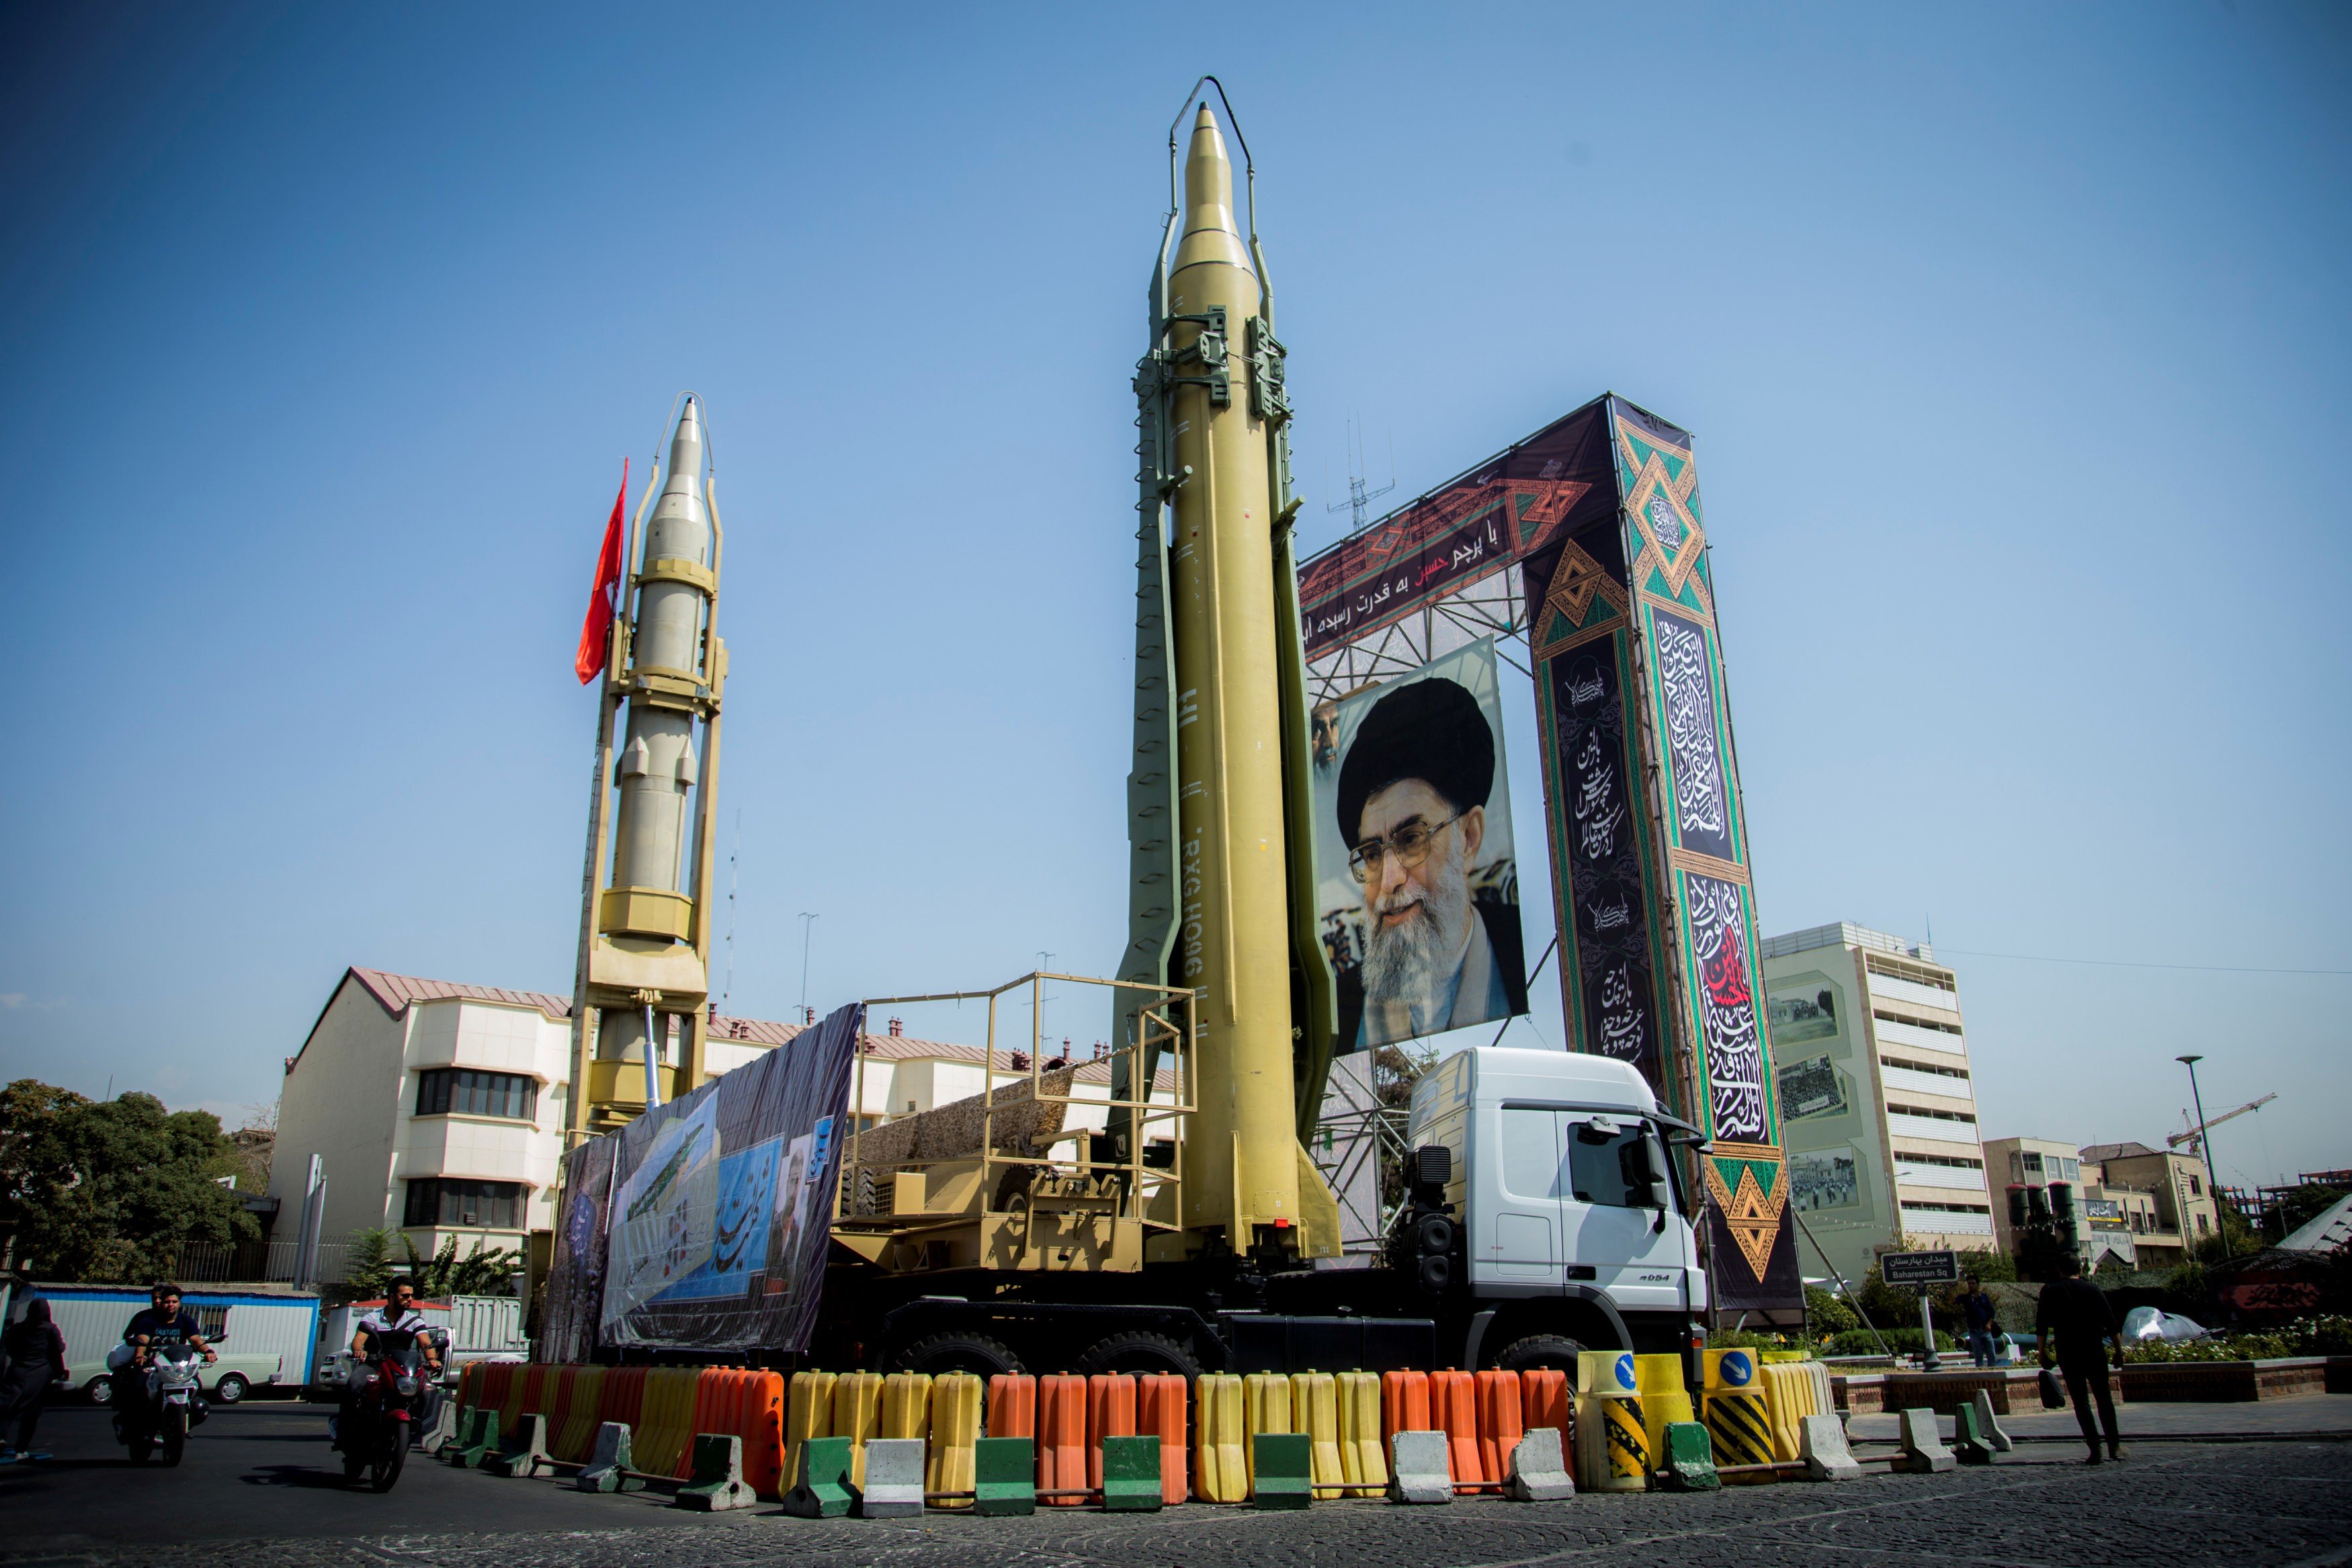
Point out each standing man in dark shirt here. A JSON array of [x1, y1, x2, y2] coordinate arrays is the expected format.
[[2035, 1256, 2124, 1463], [1959, 1275, 2000, 1368]]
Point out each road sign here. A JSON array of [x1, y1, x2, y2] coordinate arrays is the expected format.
[[1880, 1249, 1960, 1287]]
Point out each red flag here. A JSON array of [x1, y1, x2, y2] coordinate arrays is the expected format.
[[575, 460, 628, 684]]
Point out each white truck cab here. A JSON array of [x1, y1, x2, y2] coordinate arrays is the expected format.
[[1410, 1047, 1706, 1362]]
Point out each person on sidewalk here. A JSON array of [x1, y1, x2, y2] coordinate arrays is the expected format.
[[1959, 1276, 2001, 1368], [0, 1297, 69, 1461], [2035, 1254, 2126, 1463]]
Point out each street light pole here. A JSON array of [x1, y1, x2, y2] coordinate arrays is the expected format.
[[799, 912, 820, 1022], [2177, 1053, 2222, 1248]]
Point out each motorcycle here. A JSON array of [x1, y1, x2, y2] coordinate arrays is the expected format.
[[111, 1341, 210, 1466], [332, 1327, 444, 1491]]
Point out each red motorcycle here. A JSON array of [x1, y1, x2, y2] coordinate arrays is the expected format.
[[331, 1327, 444, 1491]]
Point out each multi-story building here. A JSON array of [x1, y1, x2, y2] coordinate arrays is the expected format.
[[1982, 1134, 2140, 1272], [1761, 922, 1994, 1287], [2080, 1141, 2215, 1269], [271, 967, 1165, 1264]]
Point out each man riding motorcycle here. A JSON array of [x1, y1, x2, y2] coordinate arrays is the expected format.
[[119, 1284, 216, 1402], [336, 1278, 441, 1432]]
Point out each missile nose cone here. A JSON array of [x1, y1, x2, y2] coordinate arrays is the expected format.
[[663, 397, 705, 496], [1174, 101, 1251, 277]]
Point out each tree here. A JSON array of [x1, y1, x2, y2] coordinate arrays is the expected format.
[[0, 1080, 257, 1283], [403, 1234, 522, 1299], [1804, 1283, 1858, 1336]]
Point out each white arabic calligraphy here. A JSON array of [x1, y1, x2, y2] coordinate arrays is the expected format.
[[1653, 615, 1728, 840]]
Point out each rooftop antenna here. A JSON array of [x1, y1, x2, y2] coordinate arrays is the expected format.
[[1325, 417, 1396, 534]]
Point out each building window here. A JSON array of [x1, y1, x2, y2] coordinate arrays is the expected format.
[[2187, 1174, 2201, 1196], [415, 1068, 538, 1121], [2021, 1151, 2044, 1174], [404, 1178, 524, 1229], [2196, 1213, 2210, 1234]]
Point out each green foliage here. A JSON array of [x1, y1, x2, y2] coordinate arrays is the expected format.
[[0, 1079, 257, 1283], [403, 1233, 522, 1299], [1805, 1284, 1859, 1336], [345, 1227, 403, 1299], [1827, 1326, 1954, 1357], [2194, 1197, 2267, 1264], [1950, 1247, 2017, 1284], [1707, 1328, 1805, 1351]]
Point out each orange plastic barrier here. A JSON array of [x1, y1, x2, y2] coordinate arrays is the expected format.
[[1038, 1373, 1089, 1506], [1381, 1368, 1431, 1444], [737, 1370, 786, 1498], [1476, 1370, 1524, 1485], [1087, 1373, 1137, 1491], [1520, 1368, 1570, 1441], [986, 1372, 1036, 1438], [1432, 1370, 1484, 1487], [1138, 1373, 1189, 1505]]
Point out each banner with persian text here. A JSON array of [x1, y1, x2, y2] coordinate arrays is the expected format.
[[541, 1002, 862, 1355]]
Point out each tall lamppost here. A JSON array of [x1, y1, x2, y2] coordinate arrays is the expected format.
[[799, 912, 820, 1022], [2177, 1053, 2221, 1250]]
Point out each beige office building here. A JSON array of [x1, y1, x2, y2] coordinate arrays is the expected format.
[[2079, 1141, 2216, 1270], [1761, 922, 1994, 1287]]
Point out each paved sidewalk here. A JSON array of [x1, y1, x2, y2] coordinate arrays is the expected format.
[[1848, 1389, 2352, 1444]]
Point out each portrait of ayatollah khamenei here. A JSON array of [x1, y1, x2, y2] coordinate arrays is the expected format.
[[1311, 636, 1527, 1053]]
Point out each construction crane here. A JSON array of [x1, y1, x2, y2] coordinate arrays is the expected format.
[[2170, 1092, 2276, 1153]]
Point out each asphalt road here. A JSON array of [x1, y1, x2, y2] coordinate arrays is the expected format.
[[5, 1401, 2350, 1568]]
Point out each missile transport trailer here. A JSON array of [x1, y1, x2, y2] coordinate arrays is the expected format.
[[816, 1041, 1710, 1380]]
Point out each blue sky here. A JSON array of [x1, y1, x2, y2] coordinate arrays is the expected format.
[[2, 3, 2345, 1191]]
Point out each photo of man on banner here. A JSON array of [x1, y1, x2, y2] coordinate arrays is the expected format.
[[1319, 638, 1527, 1051]]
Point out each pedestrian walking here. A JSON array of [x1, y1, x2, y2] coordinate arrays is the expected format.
[[2035, 1255, 2126, 1463], [1959, 1275, 2001, 1368], [0, 1297, 69, 1461]]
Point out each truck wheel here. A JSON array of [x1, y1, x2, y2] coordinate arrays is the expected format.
[[1074, 1332, 1203, 1381], [1494, 1334, 1585, 1373], [892, 1332, 1025, 1378]]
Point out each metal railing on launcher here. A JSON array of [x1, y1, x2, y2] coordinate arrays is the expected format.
[[836, 972, 1196, 1239]]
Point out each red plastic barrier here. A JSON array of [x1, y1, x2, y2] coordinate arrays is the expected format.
[[1381, 1368, 1431, 1445], [1476, 1370, 1524, 1484], [986, 1373, 1036, 1438], [1038, 1373, 1088, 1506], [1087, 1373, 1138, 1491], [1520, 1368, 1570, 1440], [1137, 1373, 1189, 1505], [1432, 1370, 1484, 1487], [737, 1369, 786, 1499], [599, 1364, 647, 1436]]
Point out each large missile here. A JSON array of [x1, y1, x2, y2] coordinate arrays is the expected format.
[[1122, 93, 1340, 1262], [565, 396, 728, 1138]]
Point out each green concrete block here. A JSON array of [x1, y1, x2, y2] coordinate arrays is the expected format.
[[1951, 1401, 1996, 1467], [782, 1435, 858, 1518], [1661, 1422, 1721, 1492], [1251, 1432, 1313, 1510], [444, 1407, 499, 1469], [974, 1436, 1036, 1517], [1100, 1435, 1164, 1513]]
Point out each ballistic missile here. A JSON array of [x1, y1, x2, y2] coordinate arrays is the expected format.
[[565, 396, 729, 1136], [1122, 96, 1340, 1260]]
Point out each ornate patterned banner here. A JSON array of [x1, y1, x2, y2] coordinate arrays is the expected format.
[[1607, 399, 1798, 1317]]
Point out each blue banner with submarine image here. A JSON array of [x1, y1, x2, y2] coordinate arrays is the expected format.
[[545, 1000, 862, 1354]]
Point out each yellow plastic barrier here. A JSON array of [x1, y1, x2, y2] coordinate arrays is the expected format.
[[1243, 1372, 1292, 1493], [833, 1370, 884, 1489], [1577, 1348, 1638, 1395], [1703, 1387, 1775, 1468], [927, 1373, 982, 1509], [1757, 1362, 1819, 1462], [1576, 1390, 1647, 1492], [1702, 1347, 1761, 1391], [1634, 1353, 1691, 1463], [1194, 1373, 1249, 1503], [882, 1371, 932, 1440], [634, 1367, 702, 1479], [785, 1370, 836, 1491], [1335, 1370, 1386, 1492], [1290, 1373, 1345, 1499], [552, 1364, 607, 1463]]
